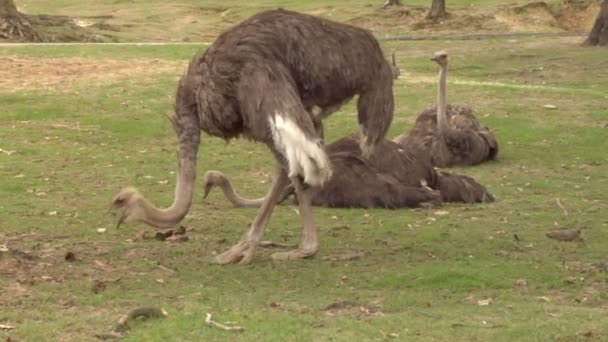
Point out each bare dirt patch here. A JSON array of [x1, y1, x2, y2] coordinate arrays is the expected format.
[[0, 57, 184, 92], [494, 2, 561, 32], [556, 0, 601, 32], [348, 1, 599, 35]]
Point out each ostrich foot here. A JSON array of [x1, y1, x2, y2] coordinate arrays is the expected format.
[[215, 240, 257, 265], [258, 240, 297, 248], [271, 246, 317, 261]]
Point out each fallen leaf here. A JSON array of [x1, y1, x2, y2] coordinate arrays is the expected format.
[[477, 298, 492, 306], [94, 260, 109, 268], [0, 323, 16, 330], [514, 279, 528, 288], [546, 229, 583, 242], [97, 228, 107, 233], [537, 296, 551, 303], [48, 211, 57, 216], [91, 279, 107, 294], [543, 104, 558, 110], [64, 251, 77, 262]]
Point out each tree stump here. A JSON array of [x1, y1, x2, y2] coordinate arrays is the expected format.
[[0, 0, 41, 41]]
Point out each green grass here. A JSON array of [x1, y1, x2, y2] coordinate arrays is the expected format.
[[2, 2, 608, 341], [14, 0, 573, 42]]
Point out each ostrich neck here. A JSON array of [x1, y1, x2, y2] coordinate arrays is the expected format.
[[140, 127, 200, 228], [437, 64, 449, 134], [218, 177, 265, 208]]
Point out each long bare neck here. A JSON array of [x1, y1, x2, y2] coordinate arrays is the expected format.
[[215, 176, 265, 208], [223, 187, 265, 208], [139, 124, 201, 228], [436, 63, 449, 134]]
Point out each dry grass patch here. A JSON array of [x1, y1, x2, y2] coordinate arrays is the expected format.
[[0, 57, 184, 92]]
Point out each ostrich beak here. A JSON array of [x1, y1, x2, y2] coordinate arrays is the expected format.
[[203, 183, 212, 199], [116, 214, 126, 229], [107, 202, 125, 228]]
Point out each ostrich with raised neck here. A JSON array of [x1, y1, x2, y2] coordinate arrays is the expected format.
[[393, 50, 499, 167], [109, 9, 396, 264]]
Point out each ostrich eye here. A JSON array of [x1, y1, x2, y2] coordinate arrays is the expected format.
[[114, 198, 125, 205]]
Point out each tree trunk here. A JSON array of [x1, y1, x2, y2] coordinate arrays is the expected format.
[[0, 0, 41, 41], [0, 0, 19, 16], [585, 0, 608, 46], [383, 0, 403, 8], [426, 0, 447, 21]]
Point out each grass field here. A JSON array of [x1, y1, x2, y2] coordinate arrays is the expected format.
[[2, 1, 608, 341], [14, 0, 598, 42]]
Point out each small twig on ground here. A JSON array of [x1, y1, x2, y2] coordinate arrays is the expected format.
[[205, 313, 244, 332], [555, 198, 568, 216], [158, 264, 176, 273], [0, 148, 16, 155], [0, 323, 16, 330], [49, 122, 99, 131]]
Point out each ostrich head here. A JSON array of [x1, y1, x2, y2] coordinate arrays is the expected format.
[[430, 50, 448, 66], [110, 187, 146, 228], [202, 170, 228, 199]]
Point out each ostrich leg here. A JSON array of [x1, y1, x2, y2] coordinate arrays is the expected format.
[[271, 177, 319, 261], [271, 118, 326, 261], [215, 167, 290, 265]]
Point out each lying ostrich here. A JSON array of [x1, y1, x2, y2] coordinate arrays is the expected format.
[[203, 152, 442, 209], [203, 134, 495, 209], [393, 51, 499, 167], [109, 9, 395, 264]]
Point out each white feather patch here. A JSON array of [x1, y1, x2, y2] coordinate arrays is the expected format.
[[269, 114, 332, 187]]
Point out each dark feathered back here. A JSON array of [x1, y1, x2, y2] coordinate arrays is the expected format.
[[393, 104, 499, 167], [312, 152, 440, 209], [175, 9, 394, 148], [328, 134, 494, 204]]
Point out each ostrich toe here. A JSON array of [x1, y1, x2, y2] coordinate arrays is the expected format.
[[215, 240, 257, 265]]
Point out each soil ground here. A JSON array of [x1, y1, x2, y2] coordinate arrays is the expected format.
[[1, 1, 607, 341]]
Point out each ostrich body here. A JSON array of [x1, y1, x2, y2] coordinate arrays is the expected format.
[[393, 51, 498, 167], [110, 9, 395, 264], [204, 134, 494, 209]]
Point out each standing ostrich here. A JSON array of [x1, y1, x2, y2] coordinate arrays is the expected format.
[[393, 51, 499, 167], [203, 134, 495, 209], [109, 9, 395, 264]]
